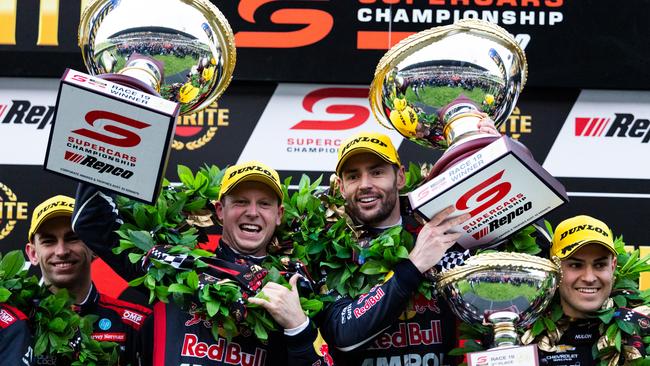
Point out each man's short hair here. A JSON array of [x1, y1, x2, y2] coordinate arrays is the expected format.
[[550, 215, 617, 260], [336, 132, 400, 176], [28, 195, 75, 241], [218, 161, 283, 202]]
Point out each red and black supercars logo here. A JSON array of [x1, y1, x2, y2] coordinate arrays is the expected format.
[[72, 110, 151, 148], [456, 170, 511, 218], [575, 113, 650, 143]]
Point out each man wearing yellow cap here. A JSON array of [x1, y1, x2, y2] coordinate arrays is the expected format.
[[537, 215, 619, 365], [73, 161, 332, 366], [24, 195, 152, 365], [321, 131, 472, 366]]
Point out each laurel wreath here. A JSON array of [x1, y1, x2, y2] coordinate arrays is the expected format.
[[0, 251, 118, 365], [172, 127, 219, 151], [0, 182, 17, 240], [114, 165, 323, 342]]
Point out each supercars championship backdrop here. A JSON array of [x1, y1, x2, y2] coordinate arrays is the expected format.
[[1, 0, 650, 298]]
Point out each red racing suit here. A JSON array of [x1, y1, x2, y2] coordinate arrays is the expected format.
[[72, 183, 333, 366], [0, 304, 33, 366]]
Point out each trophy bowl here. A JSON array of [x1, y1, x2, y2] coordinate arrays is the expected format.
[[370, 19, 526, 151], [78, 0, 236, 115], [436, 252, 560, 348]]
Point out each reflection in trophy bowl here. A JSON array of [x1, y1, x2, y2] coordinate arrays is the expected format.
[[369, 19, 526, 152], [435, 252, 559, 348], [79, 0, 236, 115]]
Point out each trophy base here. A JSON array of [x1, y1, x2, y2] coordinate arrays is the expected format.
[[408, 135, 568, 249], [468, 344, 539, 366]]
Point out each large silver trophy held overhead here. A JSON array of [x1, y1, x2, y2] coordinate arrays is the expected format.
[[370, 20, 565, 364], [370, 19, 568, 250], [45, 0, 235, 204]]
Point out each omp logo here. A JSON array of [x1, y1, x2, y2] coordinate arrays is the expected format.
[[172, 101, 229, 151], [0, 309, 15, 327], [0, 182, 28, 241], [456, 170, 511, 218], [291, 88, 370, 130], [0, 100, 55, 129], [72, 110, 151, 148], [122, 310, 144, 326], [235, 0, 334, 48], [65, 151, 134, 179], [576, 114, 650, 143]]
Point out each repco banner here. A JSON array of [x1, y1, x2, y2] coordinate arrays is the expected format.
[[1, 1, 649, 89]]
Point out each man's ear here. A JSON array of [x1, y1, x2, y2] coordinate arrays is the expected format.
[[337, 176, 347, 197], [611, 255, 617, 272], [276, 204, 285, 226], [215, 200, 225, 222], [25, 242, 39, 265], [396, 165, 406, 190]]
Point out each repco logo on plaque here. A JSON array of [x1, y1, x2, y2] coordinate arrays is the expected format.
[[172, 101, 229, 151], [0, 182, 28, 241]]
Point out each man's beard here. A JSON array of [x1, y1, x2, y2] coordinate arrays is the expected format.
[[347, 188, 398, 226]]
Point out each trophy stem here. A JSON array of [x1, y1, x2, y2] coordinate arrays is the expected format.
[[443, 112, 483, 147], [488, 311, 519, 348]]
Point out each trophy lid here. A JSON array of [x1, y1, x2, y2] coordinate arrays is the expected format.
[[370, 19, 527, 150], [79, 0, 236, 115]]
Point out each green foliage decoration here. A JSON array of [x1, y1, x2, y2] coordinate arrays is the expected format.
[[0, 250, 118, 365]]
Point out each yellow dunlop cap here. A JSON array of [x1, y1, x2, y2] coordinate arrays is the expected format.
[[28, 195, 75, 241], [336, 132, 400, 176], [550, 215, 617, 260], [218, 161, 283, 201]]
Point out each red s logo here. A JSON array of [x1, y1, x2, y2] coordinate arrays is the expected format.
[[235, 0, 334, 48], [291, 88, 370, 130], [456, 170, 511, 217], [72, 110, 150, 148], [71, 74, 87, 83]]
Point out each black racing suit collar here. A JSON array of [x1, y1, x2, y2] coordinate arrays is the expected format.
[[72, 282, 99, 315], [216, 239, 265, 265]]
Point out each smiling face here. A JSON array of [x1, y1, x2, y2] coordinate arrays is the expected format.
[[338, 153, 405, 227], [25, 216, 93, 299], [558, 243, 616, 318], [216, 181, 284, 256]]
